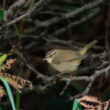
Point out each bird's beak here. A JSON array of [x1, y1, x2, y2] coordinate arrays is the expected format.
[[43, 58, 47, 61]]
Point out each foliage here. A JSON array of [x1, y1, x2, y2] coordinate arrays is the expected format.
[[0, 0, 109, 110], [0, 10, 3, 20], [0, 76, 16, 110], [73, 96, 110, 110], [0, 53, 32, 110], [72, 98, 82, 110]]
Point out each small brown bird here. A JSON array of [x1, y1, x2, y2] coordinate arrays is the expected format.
[[44, 40, 97, 74]]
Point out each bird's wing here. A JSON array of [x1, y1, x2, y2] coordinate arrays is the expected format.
[[53, 50, 82, 64]]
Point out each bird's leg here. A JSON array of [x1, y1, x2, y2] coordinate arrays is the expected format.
[[60, 71, 73, 78], [69, 72, 74, 78], [69, 74, 73, 78]]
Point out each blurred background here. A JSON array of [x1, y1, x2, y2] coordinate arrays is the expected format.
[[0, 0, 110, 110]]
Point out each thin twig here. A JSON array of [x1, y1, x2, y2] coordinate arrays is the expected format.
[[1, 0, 51, 29], [16, 50, 45, 80]]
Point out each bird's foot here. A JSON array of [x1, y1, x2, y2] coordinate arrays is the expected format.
[[69, 74, 73, 78]]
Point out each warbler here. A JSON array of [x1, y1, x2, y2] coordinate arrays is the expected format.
[[44, 40, 97, 74]]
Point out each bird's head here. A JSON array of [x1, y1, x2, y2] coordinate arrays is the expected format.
[[43, 49, 57, 63]]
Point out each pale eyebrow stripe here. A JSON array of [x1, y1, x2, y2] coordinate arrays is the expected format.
[[49, 50, 56, 56], [46, 50, 56, 57]]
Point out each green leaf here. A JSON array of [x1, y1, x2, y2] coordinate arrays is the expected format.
[[0, 10, 4, 20], [51, 2, 79, 11], [0, 77, 16, 110], [0, 54, 8, 70], [59, 5, 78, 11], [72, 98, 82, 110], [0, 53, 3, 56], [71, 82, 85, 92], [80, 22, 92, 33], [28, 0, 35, 10], [0, 107, 3, 110]]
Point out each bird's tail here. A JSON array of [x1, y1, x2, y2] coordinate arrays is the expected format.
[[79, 40, 97, 56]]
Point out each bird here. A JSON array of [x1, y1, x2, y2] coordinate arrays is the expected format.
[[44, 40, 97, 75]]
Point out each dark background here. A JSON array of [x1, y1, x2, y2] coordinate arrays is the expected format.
[[0, 0, 110, 110]]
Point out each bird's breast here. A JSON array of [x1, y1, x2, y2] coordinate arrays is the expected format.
[[52, 59, 81, 73]]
